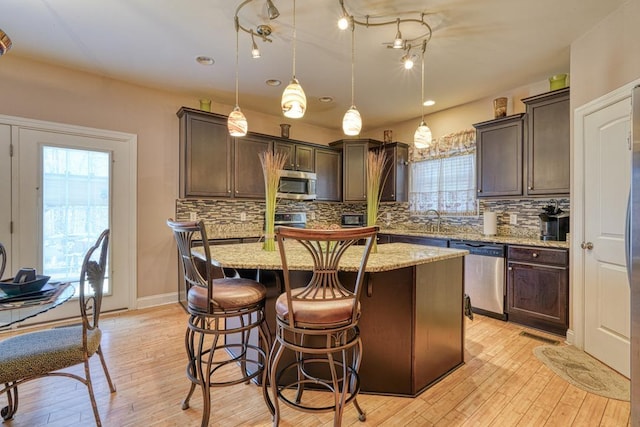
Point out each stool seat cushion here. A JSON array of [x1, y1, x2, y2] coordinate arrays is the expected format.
[[275, 289, 359, 327], [0, 325, 101, 384], [188, 277, 267, 311]]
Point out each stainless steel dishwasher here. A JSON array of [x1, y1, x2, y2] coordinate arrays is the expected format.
[[449, 240, 506, 320]]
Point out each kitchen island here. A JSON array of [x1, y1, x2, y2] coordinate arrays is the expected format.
[[193, 242, 468, 397]]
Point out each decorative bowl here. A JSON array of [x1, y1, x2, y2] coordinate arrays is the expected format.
[[0, 275, 51, 296]]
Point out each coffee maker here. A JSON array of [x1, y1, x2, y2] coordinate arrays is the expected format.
[[539, 201, 569, 241]]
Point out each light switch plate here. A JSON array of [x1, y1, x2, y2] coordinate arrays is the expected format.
[[509, 213, 517, 225], [240, 212, 247, 221], [189, 212, 197, 221]]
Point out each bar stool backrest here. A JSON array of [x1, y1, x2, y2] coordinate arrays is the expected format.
[[275, 225, 378, 328]]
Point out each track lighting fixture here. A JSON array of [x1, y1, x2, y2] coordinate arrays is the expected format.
[[266, 0, 280, 20], [228, 17, 248, 137], [250, 31, 260, 59], [342, 17, 362, 136], [281, 0, 306, 118], [414, 40, 432, 149], [393, 19, 404, 49]]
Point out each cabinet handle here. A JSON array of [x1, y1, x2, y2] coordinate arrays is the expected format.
[[528, 186, 533, 190], [508, 266, 512, 271], [532, 253, 538, 258], [391, 193, 394, 197], [477, 189, 482, 193]]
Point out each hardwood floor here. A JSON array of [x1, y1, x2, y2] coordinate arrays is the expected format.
[[0, 304, 630, 426]]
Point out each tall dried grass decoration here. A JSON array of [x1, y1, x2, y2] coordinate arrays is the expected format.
[[367, 149, 388, 252], [260, 150, 288, 251]]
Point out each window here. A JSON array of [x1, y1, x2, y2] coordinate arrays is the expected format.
[[409, 129, 477, 216]]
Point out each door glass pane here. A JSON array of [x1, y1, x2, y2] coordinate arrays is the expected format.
[[42, 146, 110, 288]]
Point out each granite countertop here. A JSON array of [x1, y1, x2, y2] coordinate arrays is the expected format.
[[378, 228, 570, 249], [192, 242, 468, 273], [202, 224, 569, 250]]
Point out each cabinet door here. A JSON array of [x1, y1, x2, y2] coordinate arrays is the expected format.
[[295, 145, 315, 172], [274, 141, 295, 170], [234, 135, 272, 198], [524, 88, 570, 195], [507, 261, 568, 335], [475, 115, 524, 198], [180, 111, 232, 198], [381, 143, 409, 202], [315, 148, 342, 202], [344, 142, 368, 202]]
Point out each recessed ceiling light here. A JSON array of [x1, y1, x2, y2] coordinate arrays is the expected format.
[[266, 79, 282, 87], [318, 96, 334, 103], [423, 99, 435, 106], [196, 56, 215, 66]]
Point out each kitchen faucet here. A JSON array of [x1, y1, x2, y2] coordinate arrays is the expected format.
[[425, 209, 441, 233]]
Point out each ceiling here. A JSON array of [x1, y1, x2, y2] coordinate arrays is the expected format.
[[2, 0, 626, 132]]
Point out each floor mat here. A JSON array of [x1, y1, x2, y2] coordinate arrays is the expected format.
[[533, 345, 630, 401]]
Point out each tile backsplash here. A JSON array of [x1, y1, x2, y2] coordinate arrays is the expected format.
[[176, 197, 569, 239]]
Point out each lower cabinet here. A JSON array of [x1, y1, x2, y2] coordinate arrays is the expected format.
[[506, 245, 569, 335]]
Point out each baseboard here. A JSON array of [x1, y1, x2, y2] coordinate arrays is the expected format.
[[565, 328, 575, 345], [136, 292, 179, 309]]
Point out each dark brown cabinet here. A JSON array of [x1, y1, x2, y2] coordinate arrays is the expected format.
[[274, 140, 314, 172], [314, 148, 342, 202], [522, 87, 570, 195], [381, 142, 409, 202], [234, 134, 272, 198], [178, 108, 273, 199], [474, 114, 525, 198], [330, 139, 382, 202], [506, 245, 569, 335], [178, 108, 232, 198]]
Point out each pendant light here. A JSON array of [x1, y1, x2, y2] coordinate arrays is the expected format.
[[414, 40, 432, 149], [0, 29, 11, 56], [342, 17, 361, 136], [228, 17, 248, 137], [281, 0, 306, 119]]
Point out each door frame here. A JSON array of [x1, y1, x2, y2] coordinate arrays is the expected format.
[[0, 113, 137, 313], [572, 79, 638, 349]]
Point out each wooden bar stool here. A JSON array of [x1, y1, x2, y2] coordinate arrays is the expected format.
[[267, 225, 377, 426], [167, 219, 272, 427]]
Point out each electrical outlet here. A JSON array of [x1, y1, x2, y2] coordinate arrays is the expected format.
[[509, 213, 517, 225], [240, 212, 247, 221], [386, 212, 392, 221], [310, 212, 316, 220], [189, 212, 197, 221]]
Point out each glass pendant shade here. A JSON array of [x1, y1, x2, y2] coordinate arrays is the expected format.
[[281, 78, 306, 118], [414, 120, 432, 148], [228, 106, 248, 136], [342, 106, 362, 136]]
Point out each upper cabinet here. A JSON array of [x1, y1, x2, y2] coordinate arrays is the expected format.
[[234, 134, 272, 198], [522, 87, 570, 196], [474, 114, 525, 198], [177, 108, 232, 198], [474, 87, 570, 199], [275, 140, 315, 172], [330, 139, 383, 202], [380, 142, 409, 202], [315, 148, 342, 202], [177, 107, 271, 199]]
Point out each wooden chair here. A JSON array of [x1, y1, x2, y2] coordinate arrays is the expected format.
[[167, 219, 272, 427], [0, 229, 116, 426], [0, 242, 5, 280], [268, 225, 378, 427]]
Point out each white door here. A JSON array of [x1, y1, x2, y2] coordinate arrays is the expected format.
[[0, 125, 11, 280], [583, 97, 631, 376], [2, 117, 136, 324]]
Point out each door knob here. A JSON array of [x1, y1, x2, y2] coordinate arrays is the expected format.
[[581, 241, 594, 250]]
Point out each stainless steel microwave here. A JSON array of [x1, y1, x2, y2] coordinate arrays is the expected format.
[[277, 170, 317, 200]]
